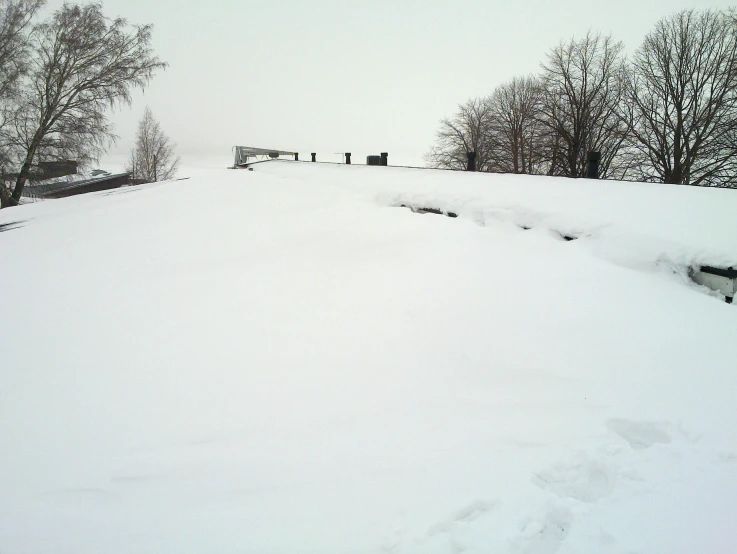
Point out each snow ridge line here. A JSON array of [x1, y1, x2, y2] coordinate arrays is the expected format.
[[394, 203, 579, 241]]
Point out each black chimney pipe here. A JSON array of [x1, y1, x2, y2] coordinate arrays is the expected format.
[[586, 151, 601, 179], [467, 151, 476, 172]]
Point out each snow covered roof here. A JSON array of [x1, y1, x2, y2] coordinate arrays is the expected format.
[[1, 160, 736, 553]]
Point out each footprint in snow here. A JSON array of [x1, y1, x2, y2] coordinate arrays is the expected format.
[[718, 452, 737, 463], [532, 456, 614, 503], [427, 499, 497, 535], [513, 505, 573, 554], [606, 418, 672, 450]]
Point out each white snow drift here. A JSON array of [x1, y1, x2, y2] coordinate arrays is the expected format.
[[1, 161, 736, 554]]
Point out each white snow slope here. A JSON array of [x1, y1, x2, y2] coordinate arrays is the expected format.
[[1, 161, 736, 554]]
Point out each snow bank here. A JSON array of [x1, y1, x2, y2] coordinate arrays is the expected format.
[[1, 161, 736, 554]]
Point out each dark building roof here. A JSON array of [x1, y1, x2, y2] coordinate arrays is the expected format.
[[5, 160, 79, 181], [24, 173, 132, 198]]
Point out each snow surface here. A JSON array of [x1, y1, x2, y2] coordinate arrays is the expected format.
[[1, 160, 736, 554]]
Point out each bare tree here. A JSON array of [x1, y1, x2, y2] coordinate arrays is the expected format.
[[539, 32, 630, 179], [424, 97, 495, 171], [623, 9, 737, 187], [0, 0, 42, 101], [486, 75, 547, 174], [0, 0, 43, 180], [0, 2, 166, 208], [125, 106, 179, 183]]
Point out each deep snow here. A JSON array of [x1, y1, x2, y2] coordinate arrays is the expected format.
[[1, 161, 736, 554]]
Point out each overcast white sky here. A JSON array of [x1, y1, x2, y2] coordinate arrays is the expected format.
[[42, 0, 737, 169]]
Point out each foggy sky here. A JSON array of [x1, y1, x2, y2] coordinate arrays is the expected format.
[[41, 0, 737, 169]]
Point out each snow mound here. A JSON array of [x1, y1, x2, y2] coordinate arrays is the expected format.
[[1, 161, 736, 554]]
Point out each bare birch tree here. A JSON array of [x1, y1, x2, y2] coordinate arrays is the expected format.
[[623, 9, 737, 186], [125, 106, 179, 183], [0, 2, 166, 208], [0, 0, 43, 180], [0, 0, 42, 101]]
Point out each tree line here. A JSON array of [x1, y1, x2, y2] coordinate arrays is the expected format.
[[425, 8, 737, 188], [0, 0, 177, 209]]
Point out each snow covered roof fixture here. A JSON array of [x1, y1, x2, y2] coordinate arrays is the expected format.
[[232, 146, 298, 167], [691, 266, 737, 303], [367, 153, 388, 166]]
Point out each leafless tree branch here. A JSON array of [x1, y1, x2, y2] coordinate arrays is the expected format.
[[623, 9, 737, 187], [1, 2, 166, 208]]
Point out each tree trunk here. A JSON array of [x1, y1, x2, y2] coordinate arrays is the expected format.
[[0, 186, 16, 208], [11, 134, 43, 205]]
